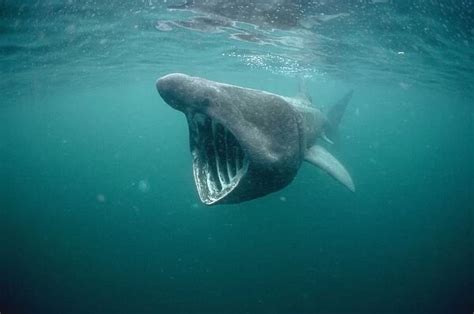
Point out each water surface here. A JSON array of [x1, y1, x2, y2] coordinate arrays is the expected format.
[[1, 1, 473, 313]]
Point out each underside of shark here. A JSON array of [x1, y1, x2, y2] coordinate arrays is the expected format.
[[157, 73, 354, 205]]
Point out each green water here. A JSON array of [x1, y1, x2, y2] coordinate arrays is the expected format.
[[1, 1, 473, 313]]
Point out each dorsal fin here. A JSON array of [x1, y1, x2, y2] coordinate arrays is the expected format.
[[304, 144, 355, 192], [296, 75, 313, 104]]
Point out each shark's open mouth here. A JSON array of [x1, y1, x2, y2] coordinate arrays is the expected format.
[[189, 113, 249, 205]]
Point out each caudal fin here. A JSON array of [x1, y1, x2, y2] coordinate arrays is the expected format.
[[325, 90, 353, 139]]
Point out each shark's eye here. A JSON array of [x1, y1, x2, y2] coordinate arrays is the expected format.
[[189, 113, 249, 205]]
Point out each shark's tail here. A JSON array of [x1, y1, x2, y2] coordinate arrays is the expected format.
[[303, 89, 355, 192], [324, 90, 353, 142]]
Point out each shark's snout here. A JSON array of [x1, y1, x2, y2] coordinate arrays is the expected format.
[[156, 73, 193, 110], [156, 73, 190, 91], [157, 73, 219, 114]]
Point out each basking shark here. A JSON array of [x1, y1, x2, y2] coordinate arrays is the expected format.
[[157, 73, 354, 205]]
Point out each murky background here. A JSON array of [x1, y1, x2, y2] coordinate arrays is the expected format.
[[1, 1, 472, 313]]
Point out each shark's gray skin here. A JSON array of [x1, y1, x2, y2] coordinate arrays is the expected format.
[[157, 73, 354, 205]]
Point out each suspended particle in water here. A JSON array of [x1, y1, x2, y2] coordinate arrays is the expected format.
[[96, 194, 106, 203], [279, 196, 287, 202], [399, 82, 410, 90], [138, 180, 150, 193]]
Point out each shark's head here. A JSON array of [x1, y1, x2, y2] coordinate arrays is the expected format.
[[157, 73, 303, 205]]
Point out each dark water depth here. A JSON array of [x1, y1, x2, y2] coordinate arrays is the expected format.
[[1, 1, 473, 313]]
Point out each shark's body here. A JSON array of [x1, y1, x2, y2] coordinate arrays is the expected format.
[[157, 73, 354, 205]]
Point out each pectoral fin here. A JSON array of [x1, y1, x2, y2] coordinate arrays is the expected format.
[[304, 145, 355, 192]]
